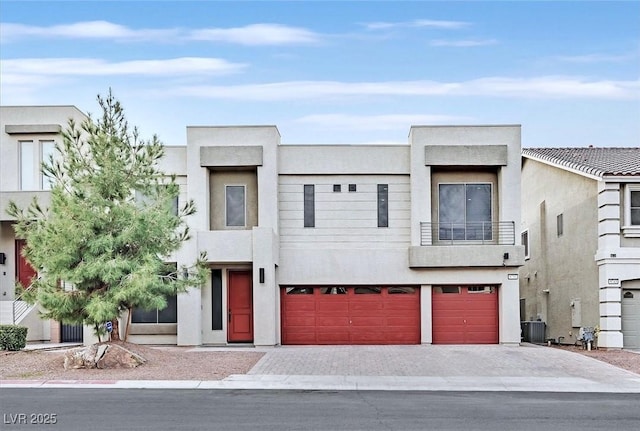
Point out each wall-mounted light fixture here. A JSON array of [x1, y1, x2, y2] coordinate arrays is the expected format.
[[0, 253, 6, 265], [259, 268, 265, 283]]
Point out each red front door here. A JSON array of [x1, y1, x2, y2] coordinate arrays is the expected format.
[[228, 270, 253, 343], [15, 240, 37, 289]]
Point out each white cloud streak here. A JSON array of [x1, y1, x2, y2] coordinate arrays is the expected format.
[[1, 57, 246, 76], [553, 53, 637, 63], [168, 77, 640, 101], [296, 114, 476, 130], [0, 21, 321, 45], [430, 39, 498, 47], [189, 23, 320, 45], [1, 21, 179, 42], [364, 19, 470, 30]]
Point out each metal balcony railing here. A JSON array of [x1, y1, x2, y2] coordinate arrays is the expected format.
[[12, 283, 35, 324], [420, 221, 516, 246]]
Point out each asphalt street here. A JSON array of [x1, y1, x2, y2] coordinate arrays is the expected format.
[[2, 389, 640, 431]]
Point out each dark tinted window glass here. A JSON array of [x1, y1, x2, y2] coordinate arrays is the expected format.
[[212, 269, 223, 330], [304, 185, 315, 227], [378, 184, 388, 227]]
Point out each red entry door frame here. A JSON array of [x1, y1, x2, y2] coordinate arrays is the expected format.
[[227, 270, 254, 343], [15, 240, 37, 289]]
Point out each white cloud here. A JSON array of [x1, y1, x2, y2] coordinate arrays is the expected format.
[[0, 21, 320, 45], [1, 57, 246, 76], [189, 24, 320, 45], [167, 77, 640, 101], [0, 21, 179, 42], [364, 19, 469, 30], [553, 53, 637, 63], [430, 39, 498, 47], [296, 114, 476, 130]]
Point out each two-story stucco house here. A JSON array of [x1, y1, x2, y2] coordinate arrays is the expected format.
[[1, 105, 525, 346], [520, 147, 640, 349], [0, 106, 89, 342]]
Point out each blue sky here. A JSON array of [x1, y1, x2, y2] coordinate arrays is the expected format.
[[1, 0, 639, 147]]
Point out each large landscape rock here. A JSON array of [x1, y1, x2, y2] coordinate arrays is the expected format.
[[63, 343, 146, 370]]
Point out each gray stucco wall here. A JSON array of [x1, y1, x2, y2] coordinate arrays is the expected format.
[[520, 158, 599, 344]]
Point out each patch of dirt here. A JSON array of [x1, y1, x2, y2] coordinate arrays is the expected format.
[[0, 342, 264, 381], [553, 344, 640, 375]]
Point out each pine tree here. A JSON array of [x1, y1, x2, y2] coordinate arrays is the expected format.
[[7, 90, 206, 342]]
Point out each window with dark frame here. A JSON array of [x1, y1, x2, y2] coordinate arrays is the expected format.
[[131, 265, 178, 324], [521, 230, 529, 259], [631, 190, 640, 225], [304, 184, 315, 227], [211, 269, 223, 330], [378, 184, 388, 227], [438, 183, 492, 241], [557, 213, 563, 237]]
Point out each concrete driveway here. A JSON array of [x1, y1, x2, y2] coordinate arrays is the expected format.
[[216, 343, 640, 392]]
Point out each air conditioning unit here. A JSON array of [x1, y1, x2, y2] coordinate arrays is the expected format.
[[521, 321, 546, 344]]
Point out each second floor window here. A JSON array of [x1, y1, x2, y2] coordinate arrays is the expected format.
[[438, 183, 492, 241], [226, 185, 246, 227], [521, 230, 530, 259], [20, 140, 55, 190], [557, 213, 564, 237], [630, 189, 640, 226], [378, 184, 388, 227], [304, 184, 315, 228]]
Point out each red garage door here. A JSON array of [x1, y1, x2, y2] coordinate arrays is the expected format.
[[432, 285, 498, 344], [281, 286, 420, 345]]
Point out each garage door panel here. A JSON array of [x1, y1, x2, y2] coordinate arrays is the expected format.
[[432, 286, 499, 344], [281, 286, 420, 345], [317, 302, 349, 313], [317, 330, 350, 344], [387, 316, 420, 326], [316, 316, 349, 326], [350, 316, 385, 326]]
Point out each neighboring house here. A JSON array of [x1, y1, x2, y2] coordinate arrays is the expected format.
[[1, 105, 525, 346], [520, 147, 640, 349], [0, 106, 88, 342]]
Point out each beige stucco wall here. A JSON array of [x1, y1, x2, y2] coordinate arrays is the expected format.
[[520, 158, 599, 344], [209, 170, 258, 230]]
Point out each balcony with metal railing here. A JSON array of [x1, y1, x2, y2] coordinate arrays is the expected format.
[[420, 221, 516, 246], [409, 221, 524, 268]]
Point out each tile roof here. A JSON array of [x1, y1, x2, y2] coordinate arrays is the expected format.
[[522, 147, 640, 178]]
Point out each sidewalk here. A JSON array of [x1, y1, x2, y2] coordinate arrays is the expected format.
[[3, 344, 640, 392]]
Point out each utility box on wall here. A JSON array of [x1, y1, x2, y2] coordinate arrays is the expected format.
[[571, 298, 581, 327]]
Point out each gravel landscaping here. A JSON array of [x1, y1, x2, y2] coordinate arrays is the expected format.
[[0, 342, 264, 381]]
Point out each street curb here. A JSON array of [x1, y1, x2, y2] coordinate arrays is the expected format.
[[3, 375, 640, 393]]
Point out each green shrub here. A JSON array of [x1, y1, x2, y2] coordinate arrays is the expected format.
[[0, 325, 28, 351]]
